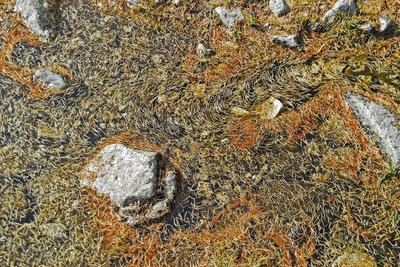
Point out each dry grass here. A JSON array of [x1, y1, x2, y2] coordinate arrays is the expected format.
[[0, 0, 399, 266]]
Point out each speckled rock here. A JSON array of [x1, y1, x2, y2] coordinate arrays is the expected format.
[[33, 69, 68, 90], [83, 144, 179, 225], [345, 93, 400, 166], [215, 7, 244, 29], [272, 34, 303, 50], [84, 144, 160, 205], [269, 0, 290, 17], [323, 0, 357, 24], [14, 0, 56, 41]]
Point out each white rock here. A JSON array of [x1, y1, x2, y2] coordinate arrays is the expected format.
[[215, 7, 244, 29], [196, 43, 206, 57], [272, 34, 303, 50], [345, 93, 400, 166], [269, 0, 290, 17], [84, 144, 160, 205], [15, 0, 56, 41], [33, 69, 68, 90], [173, 0, 181, 5], [378, 15, 394, 33], [323, 0, 357, 24], [256, 97, 283, 120]]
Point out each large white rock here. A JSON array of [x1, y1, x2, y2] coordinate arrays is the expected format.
[[345, 93, 400, 166], [15, 0, 56, 41], [215, 7, 244, 29], [323, 0, 357, 24], [85, 144, 160, 205]]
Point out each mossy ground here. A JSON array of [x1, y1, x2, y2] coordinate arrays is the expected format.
[[0, 0, 399, 266]]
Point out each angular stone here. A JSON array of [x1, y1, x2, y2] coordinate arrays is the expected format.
[[323, 0, 357, 24], [272, 34, 303, 50], [33, 69, 68, 90], [269, 0, 290, 17], [15, 0, 56, 41], [345, 93, 400, 166], [215, 7, 244, 29], [84, 144, 160, 205]]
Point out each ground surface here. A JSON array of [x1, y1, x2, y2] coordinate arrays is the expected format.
[[0, 0, 399, 266]]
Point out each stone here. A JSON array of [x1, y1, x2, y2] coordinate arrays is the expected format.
[[378, 15, 395, 34], [15, 0, 56, 41], [33, 69, 68, 90], [173, 0, 181, 5], [323, 0, 357, 24], [127, 0, 141, 8], [196, 43, 206, 57], [345, 93, 400, 166], [255, 97, 283, 120], [83, 144, 178, 226], [272, 34, 303, 50], [84, 144, 160, 205], [196, 43, 215, 58], [269, 0, 290, 17], [215, 7, 244, 29]]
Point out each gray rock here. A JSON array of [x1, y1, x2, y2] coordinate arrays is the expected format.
[[378, 15, 395, 33], [127, 0, 141, 8], [272, 34, 303, 50], [85, 144, 160, 205], [323, 0, 357, 24], [14, 0, 56, 41], [215, 7, 244, 29], [345, 93, 400, 166], [269, 0, 290, 17], [33, 69, 67, 90]]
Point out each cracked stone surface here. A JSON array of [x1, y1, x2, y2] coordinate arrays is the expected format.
[[83, 143, 178, 225], [345, 93, 400, 166]]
